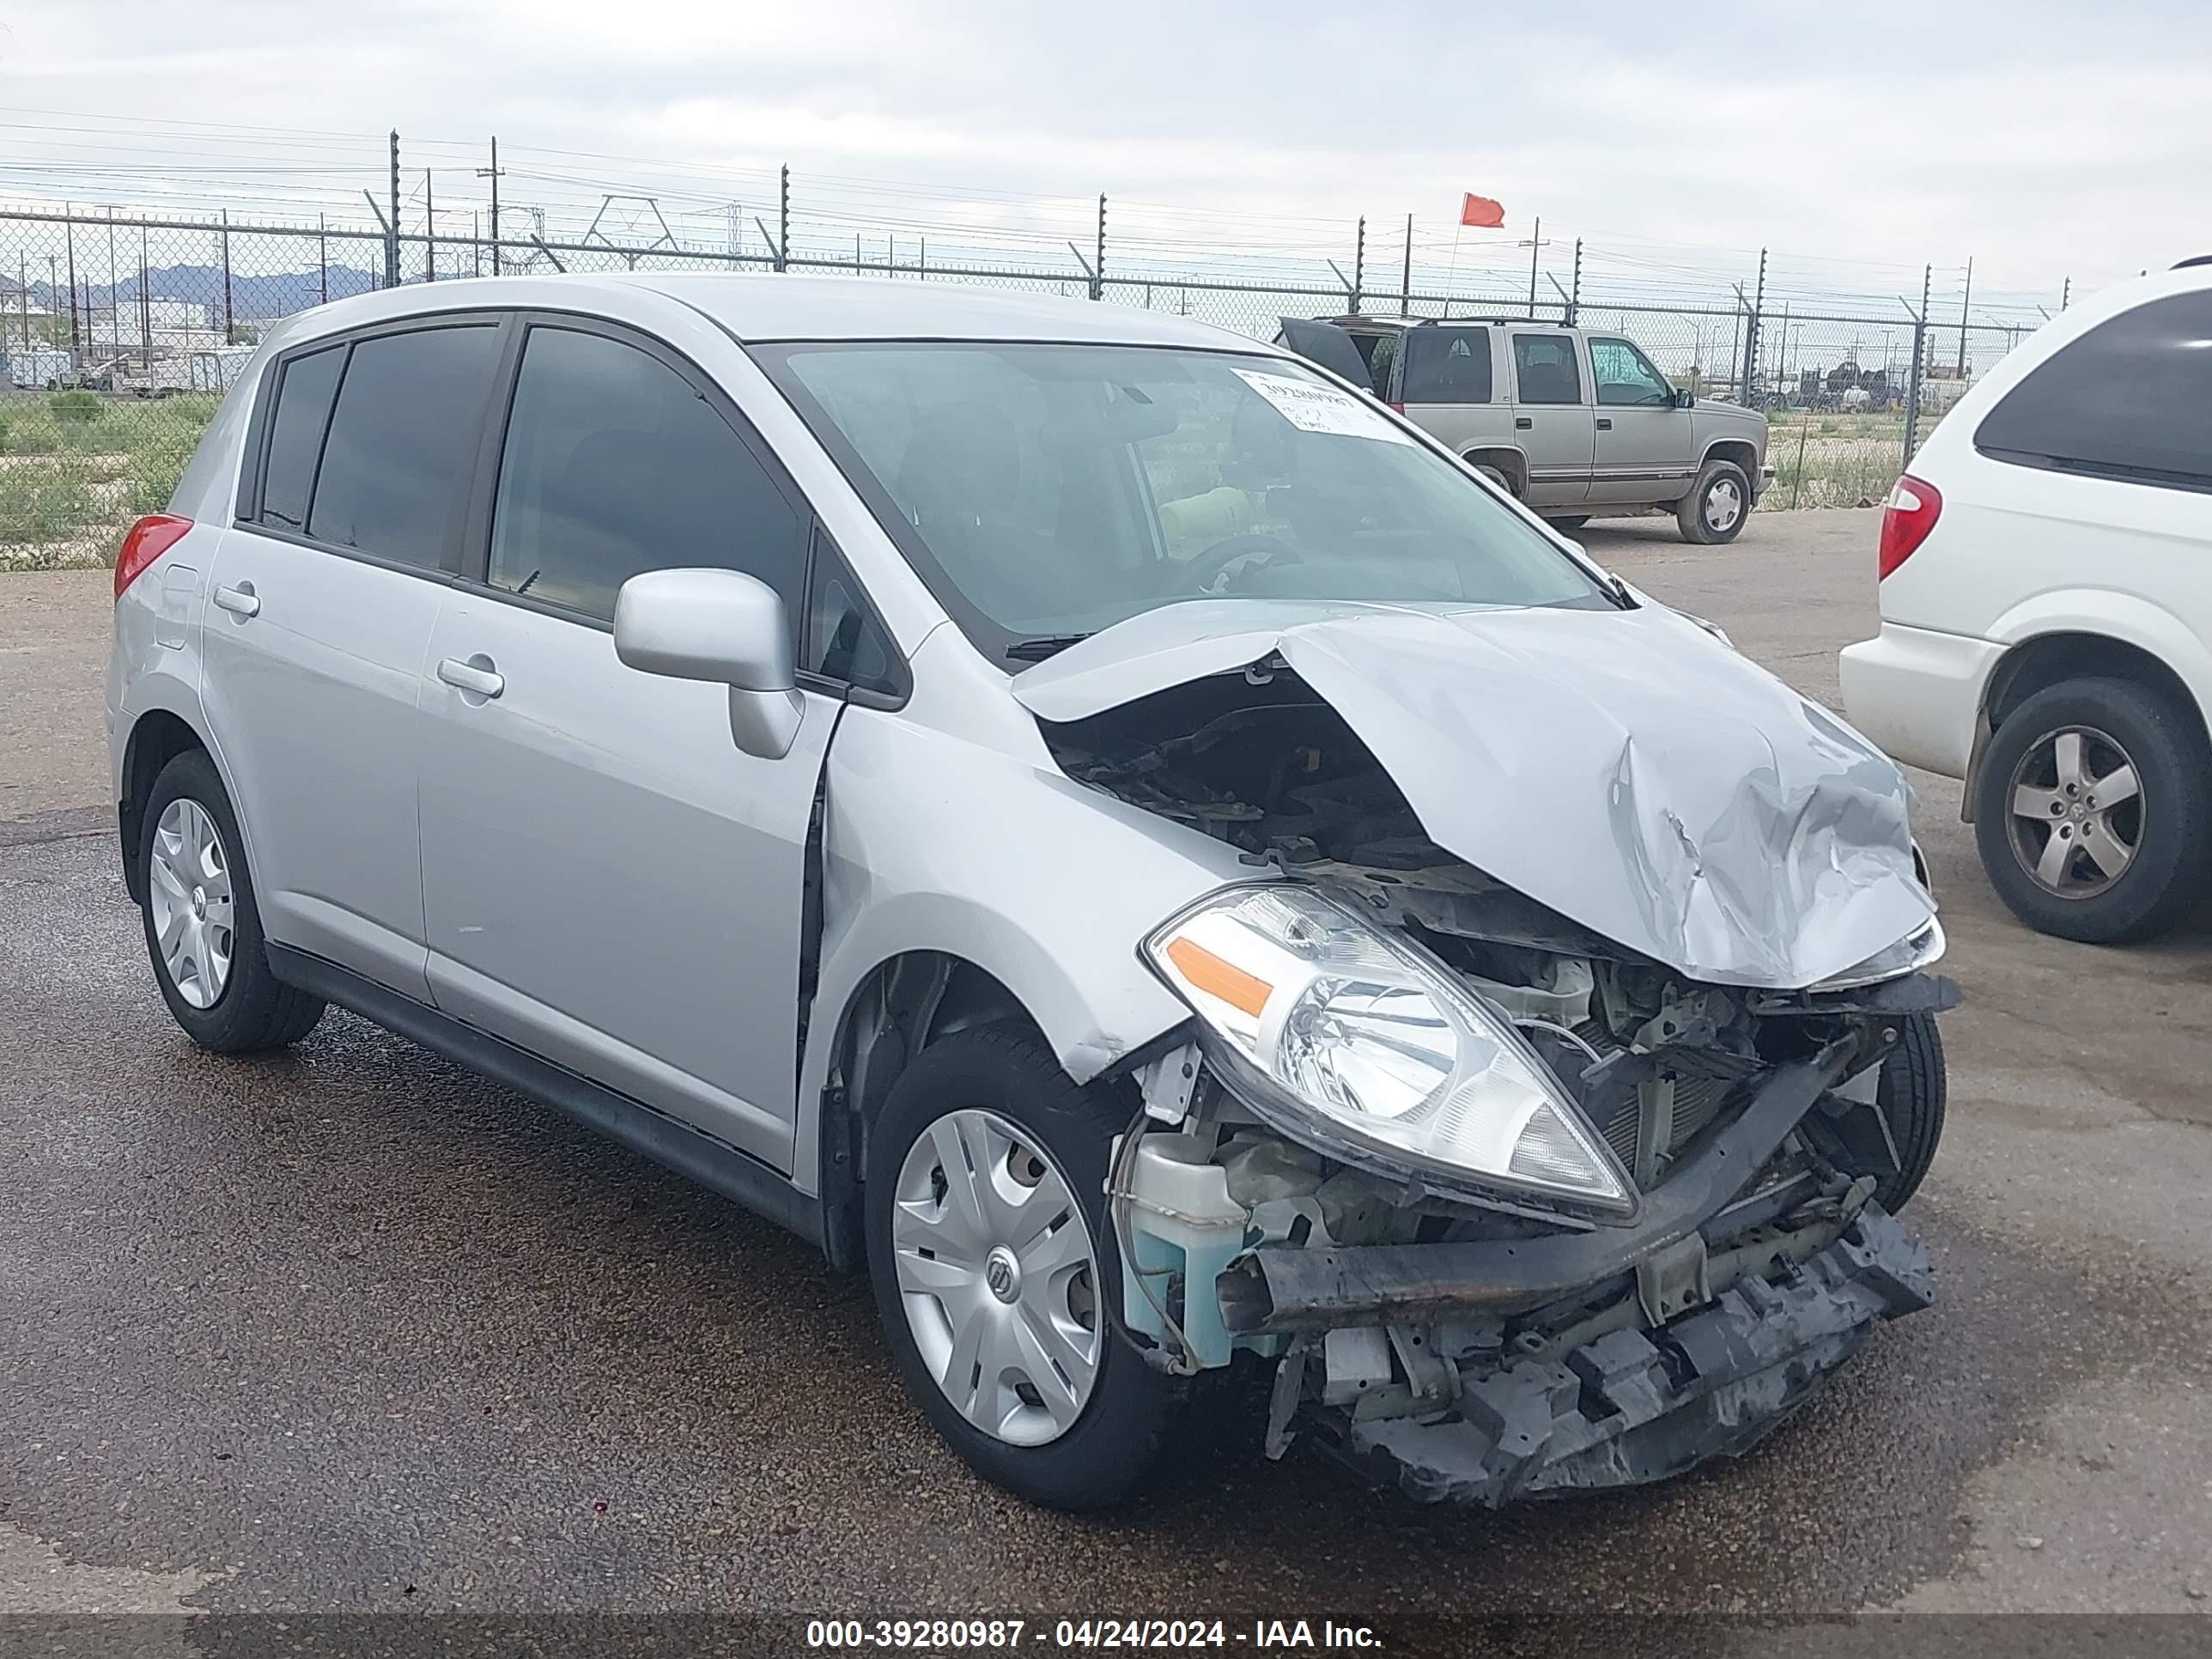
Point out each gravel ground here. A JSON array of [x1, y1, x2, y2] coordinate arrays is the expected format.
[[2, 509, 2207, 1653]]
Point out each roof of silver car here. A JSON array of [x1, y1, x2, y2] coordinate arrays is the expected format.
[[273, 271, 1273, 353]]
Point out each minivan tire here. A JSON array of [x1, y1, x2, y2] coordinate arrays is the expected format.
[[1676, 459, 1751, 544], [138, 750, 326, 1052], [863, 1024, 1188, 1510], [1971, 676, 2211, 943]]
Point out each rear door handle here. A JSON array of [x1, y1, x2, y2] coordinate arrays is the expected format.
[[1514, 416, 1534, 430], [212, 582, 259, 618], [1595, 416, 1613, 430], [437, 656, 504, 699]]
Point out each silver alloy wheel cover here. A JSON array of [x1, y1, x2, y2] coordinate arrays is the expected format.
[[149, 797, 235, 1008], [2005, 723, 2143, 899], [890, 1107, 1102, 1447], [1704, 475, 1743, 532]]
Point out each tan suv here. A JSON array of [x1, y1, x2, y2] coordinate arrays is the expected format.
[[1279, 315, 1772, 543]]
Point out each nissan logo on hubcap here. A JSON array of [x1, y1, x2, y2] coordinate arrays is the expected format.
[[984, 1245, 1021, 1304]]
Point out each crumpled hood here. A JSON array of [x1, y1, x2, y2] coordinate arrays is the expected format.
[[1011, 599, 1933, 988]]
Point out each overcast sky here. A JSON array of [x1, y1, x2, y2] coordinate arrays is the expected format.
[[6, 0, 2208, 312]]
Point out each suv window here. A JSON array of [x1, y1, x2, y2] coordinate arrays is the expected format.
[[1589, 338, 1674, 407], [486, 325, 807, 624], [1401, 329, 1492, 404], [1512, 333, 1583, 405], [1974, 291, 2212, 489], [255, 344, 343, 531], [307, 325, 499, 565]]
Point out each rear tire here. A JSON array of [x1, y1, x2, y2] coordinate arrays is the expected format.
[[864, 1025, 1188, 1510], [1676, 459, 1751, 544], [138, 750, 325, 1053], [1971, 676, 2210, 943]]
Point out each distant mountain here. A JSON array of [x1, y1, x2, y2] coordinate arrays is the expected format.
[[25, 263, 380, 323]]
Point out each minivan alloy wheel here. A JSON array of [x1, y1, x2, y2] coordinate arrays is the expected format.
[[149, 796, 234, 1007], [2004, 724, 2142, 898], [890, 1108, 1102, 1448]]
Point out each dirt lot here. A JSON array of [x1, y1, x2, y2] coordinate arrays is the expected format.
[[2, 507, 2208, 1649]]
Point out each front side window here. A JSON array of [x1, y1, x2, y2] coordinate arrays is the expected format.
[[307, 325, 499, 566], [1973, 291, 2212, 489], [1512, 334, 1583, 405], [1590, 338, 1673, 407], [255, 345, 343, 531], [1401, 328, 1492, 404], [755, 342, 1613, 660], [487, 326, 806, 624]]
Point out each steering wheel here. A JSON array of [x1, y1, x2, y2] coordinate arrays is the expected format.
[[1175, 532, 1306, 594]]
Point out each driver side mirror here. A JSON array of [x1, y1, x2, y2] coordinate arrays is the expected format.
[[614, 568, 805, 760], [1674, 386, 1696, 410]]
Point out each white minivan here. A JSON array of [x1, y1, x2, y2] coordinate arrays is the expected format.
[[111, 274, 1953, 1512], [1841, 262, 2212, 942]]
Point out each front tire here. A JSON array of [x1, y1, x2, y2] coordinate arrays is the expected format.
[[1972, 676, 2210, 943], [864, 1026, 1187, 1510], [1676, 459, 1751, 544], [138, 750, 325, 1053], [1544, 514, 1590, 532]]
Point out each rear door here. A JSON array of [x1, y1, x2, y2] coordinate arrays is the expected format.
[[415, 315, 842, 1168], [1587, 335, 1698, 505], [1507, 330, 1595, 507], [1395, 325, 1509, 457], [1273, 319, 1376, 390], [203, 316, 502, 999]]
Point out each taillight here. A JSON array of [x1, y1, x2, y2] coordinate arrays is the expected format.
[[114, 514, 193, 599], [1876, 476, 1942, 580]]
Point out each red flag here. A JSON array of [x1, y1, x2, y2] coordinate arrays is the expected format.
[[1459, 192, 1505, 228]]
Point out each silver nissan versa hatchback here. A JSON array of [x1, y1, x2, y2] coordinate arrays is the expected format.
[[108, 274, 1954, 1512]]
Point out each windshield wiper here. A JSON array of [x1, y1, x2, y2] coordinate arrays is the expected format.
[[1004, 634, 1092, 663]]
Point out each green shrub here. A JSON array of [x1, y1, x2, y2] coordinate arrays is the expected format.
[[47, 389, 102, 423], [7, 426, 58, 455]]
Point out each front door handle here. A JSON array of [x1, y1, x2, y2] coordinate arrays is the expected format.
[[1514, 416, 1534, 430], [1595, 416, 1613, 430], [437, 656, 504, 700], [212, 582, 260, 618]]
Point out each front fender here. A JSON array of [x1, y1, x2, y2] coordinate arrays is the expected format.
[[787, 695, 1256, 1197]]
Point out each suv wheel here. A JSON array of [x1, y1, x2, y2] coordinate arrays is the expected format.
[[864, 1026, 1187, 1510], [139, 750, 326, 1052], [1676, 459, 1751, 544], [1972, 676, 2210, 943]]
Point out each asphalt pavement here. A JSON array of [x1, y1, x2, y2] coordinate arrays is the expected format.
[[2, 510, 2208, 1651]]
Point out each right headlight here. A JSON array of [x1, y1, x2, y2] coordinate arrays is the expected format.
[[1142, 884, 1634, 1217]]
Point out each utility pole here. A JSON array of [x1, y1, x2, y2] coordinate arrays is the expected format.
[[1400, 213, 1412, 317], [1352, 217, 1365, 313], [477, 137, 503, 276], [1527, 216, 1540, 318], [424, 170, 435, 282], [221, 210, 234, 345], [778, 165, 791, 273], [1955, 254, 1972, 377], [1092, 193, 1106, 301], [387, 130, 403, 286]]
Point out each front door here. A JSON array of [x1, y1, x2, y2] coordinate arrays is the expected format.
[[1507, 331, 1595, 507], [1587, 336, 1698, 506], [201, 320, 503, 999], [415, 319, 832, 1168]]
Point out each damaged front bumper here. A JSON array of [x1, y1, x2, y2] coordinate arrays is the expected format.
[[1297, 1204, 1931, 1507]]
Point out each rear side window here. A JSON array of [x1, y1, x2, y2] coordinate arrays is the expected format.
[[255, 345, 343, 531], [307, 325, 500, 565], [1401, 329, 1492, 404], [486, 325, 807, 624], [1974, 292, 2212, 489], [1512, 334, 1583, 404]]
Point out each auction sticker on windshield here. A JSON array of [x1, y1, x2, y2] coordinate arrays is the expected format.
[[1233, 368, 1413, 445]]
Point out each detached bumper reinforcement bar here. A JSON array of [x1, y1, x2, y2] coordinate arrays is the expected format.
[[1218, 1042, 1850, 1334]]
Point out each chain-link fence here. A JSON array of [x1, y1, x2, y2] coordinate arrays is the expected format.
[[0, 198, 2051, 568]]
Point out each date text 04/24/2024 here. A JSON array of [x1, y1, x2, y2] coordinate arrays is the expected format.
[[805, 1619, 1384, 1649]]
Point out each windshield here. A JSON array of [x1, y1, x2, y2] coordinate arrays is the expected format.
[[753, 341, 1613, 660]]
